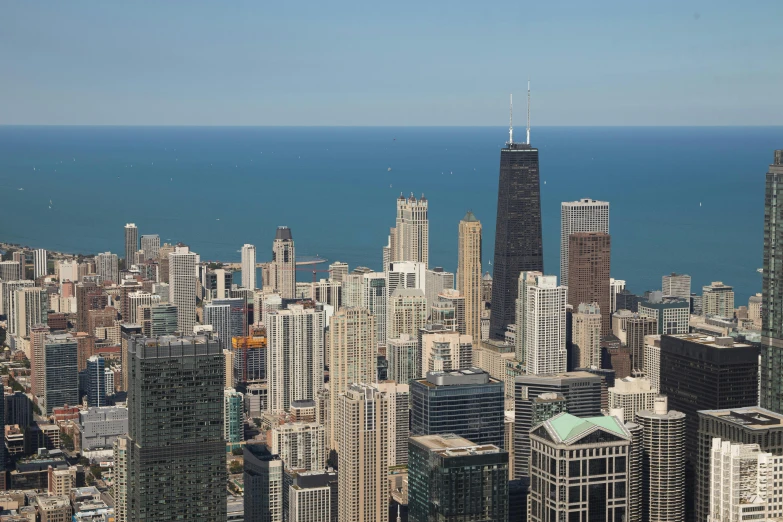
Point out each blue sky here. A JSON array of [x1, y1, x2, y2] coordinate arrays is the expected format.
[[1, 1, 781, 125]]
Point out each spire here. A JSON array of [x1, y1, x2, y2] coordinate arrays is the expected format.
[[526, 80, 531, 145], [508, 93, 513, 145], [396, 505, 401, 522]]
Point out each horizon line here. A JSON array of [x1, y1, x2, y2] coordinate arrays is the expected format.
[[1, 124, 782, 128]]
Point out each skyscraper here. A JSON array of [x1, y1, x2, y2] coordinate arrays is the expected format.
[[514, 371, 603, 478], [515, 272, 567, 374], [387, 288, 427, 341], [168, 245, 197, 334], [269, 227, 295, 299], [626, 314, 657, 372], [328, 307, 377, 449], [560, 198, 610, 286], [387, 334, 419, 384], [702, 281, 735, 317], [266, 303, 325, 412], [0, 260, 22, 281], [609, 278, 625, 313], [224, 388, 244, 445], [490, 92, 543, 340], [12, 286, 48, 337], [696, 407, 783, 522], [43, 334, 78, 414], [203, 297, 246, 349], [328, 261, 349, 284], [638, 295, 691, 335], [635, 396, 686, 522], [388, 193, 429, 268], [572, 302, 602, 369], [126, 334, 226, 520], [528, 412, 631, 522], [660, 334, 759, 464], [124, 223, 138, 265], [244, 444, 283, 522], [411, 368, 504, 448], [421, 331, 473, 374], [338, 383, 391, 522], [709, 438, 783, 522], [408, 434, 509, 522], [241, 243, 256, 290], [140, 234, 160, 261], [662, 272, 691, 299], [763, 150, 783, 414], [457, 211, 482, 342], [424, 267, 454, 317], [34, 248, 47, 279], [86, 355, 106, 407], [568, 231, 611, 337], [362, 271, 387, 347]]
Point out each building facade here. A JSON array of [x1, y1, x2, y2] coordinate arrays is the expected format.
[[763, 150, 783, 414], [126, 335, 226, 521], [635, 396, 686, 522], [702, 281, 735, 318], [560, 198, 609, 287], [328, 307, 377, 449], [411, 369, 504, 448], [457, 211, 482, 342], [168, 246, 197, 334], [516, 272, 567, 374], [124, 223, 138, 265], [490, 138, 543, 340], [388, 193, 429, 268], [567, 231, 611, 337], [269, 227, 296, 299], [572, 302, 602, 369], [241, 243, 257, 290], [408, 434, 509, 522], [266, 304, 325, 412], [663, 273, 691, 299], [528, 412, 631, 522]]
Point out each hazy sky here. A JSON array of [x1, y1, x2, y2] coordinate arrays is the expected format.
[[2, 1, 782, 125]]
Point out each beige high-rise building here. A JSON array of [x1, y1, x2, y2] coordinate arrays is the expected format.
[[269, 227, 296, 299], [13, 287, 48, 337], [703, 281, 735, 318], [387, 288, 427, 341], [608, 377, 657, 423], [328, 307, 377, 449], [266, 303, 325, 413], [516, 272, 567, 375], [113, 436, 129, 522], [338, 383, 391, 522], [270, 421, 326, 472], [421, 331, 473, 374], [457, 211, 482, 343], [572, 302, 601, 369], [168, 246, 197, 334], [376, 381, 410, 466], [30, 324, 49, 399], [388, 193, 429, 268], [157, 243, 176, 284], [749, 293, 763, 328]]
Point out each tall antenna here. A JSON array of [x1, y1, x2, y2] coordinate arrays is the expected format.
[[526, 80, 531, 145], [508, 93, 513, 145]]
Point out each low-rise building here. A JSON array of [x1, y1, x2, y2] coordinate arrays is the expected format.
[[79, 406, 128, 451]]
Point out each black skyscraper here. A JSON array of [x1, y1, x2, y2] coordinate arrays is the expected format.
[[489, 103, 543, 339]]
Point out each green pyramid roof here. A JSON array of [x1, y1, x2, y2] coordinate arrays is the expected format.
[[462, 211, 479, 222], [548, 413, 626, 442]]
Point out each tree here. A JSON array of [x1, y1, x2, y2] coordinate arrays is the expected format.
[[229, 460, 243, 475], [0, 326, 6, 347], [90, 465, 103, 479], [61, 432, 75, 452], [231, 447, 243, 456]]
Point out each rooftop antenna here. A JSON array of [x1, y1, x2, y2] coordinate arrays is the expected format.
[[526, 80, 531, 145], [508, 94, 513, 145]]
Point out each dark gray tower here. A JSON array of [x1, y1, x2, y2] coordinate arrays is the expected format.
[[489, 88, 543, 340], [126, 334, 226, 521], [762, 150, 783, 413]]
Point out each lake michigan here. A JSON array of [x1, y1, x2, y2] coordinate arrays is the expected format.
[[1, 125, 781, 304]]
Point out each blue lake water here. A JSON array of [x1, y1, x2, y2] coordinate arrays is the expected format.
[[1, 125, 780, 304]]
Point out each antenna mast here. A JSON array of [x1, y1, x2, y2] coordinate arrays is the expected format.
[[526, 80, 531, 145], [508, 93, 513, 144]]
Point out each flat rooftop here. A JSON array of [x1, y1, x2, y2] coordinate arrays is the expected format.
[[412, 434, 502, 457], [699, 407, 783, 430], [666, 333, 751, 349]]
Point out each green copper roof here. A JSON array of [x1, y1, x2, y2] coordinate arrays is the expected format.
[[548, 413, 626, 442], [462, 210, 479, 222]]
